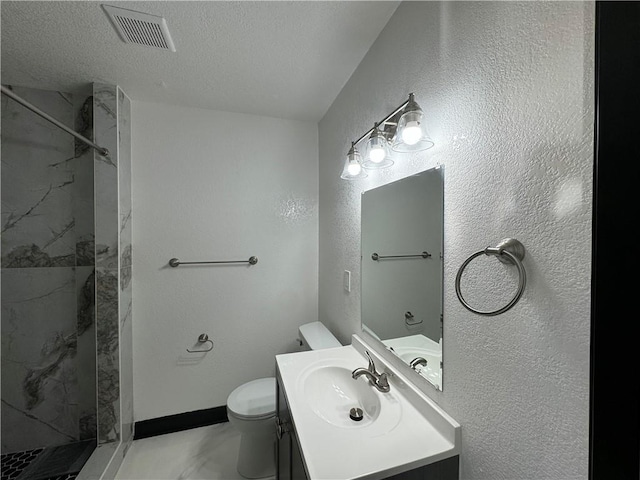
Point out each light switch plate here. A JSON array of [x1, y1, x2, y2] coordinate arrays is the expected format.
[[344, 270, 351, 293]]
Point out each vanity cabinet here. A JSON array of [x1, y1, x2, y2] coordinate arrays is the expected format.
[[383, 457, 459, 480], [276, 370, 308, 480]]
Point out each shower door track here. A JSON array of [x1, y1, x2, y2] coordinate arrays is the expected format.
[[1, 85, 109, 157]]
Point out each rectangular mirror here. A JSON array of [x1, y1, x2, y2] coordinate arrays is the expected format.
[[361, 166, 444, 390]]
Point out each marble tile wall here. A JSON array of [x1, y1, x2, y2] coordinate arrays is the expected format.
[[94, 84, 119, 270], [117, 88, 134, 447], [2, 84, 132, 475], [96, 268, 120, 444], [76, 266, 97, 440], [1, 86, 96, 453], [1, 268, 78, 453], [73, 93, 98, 442], [92, 83, 133, 450], [73, 94, 96, 268], [1, 86, 76, 268], [93, 83, 120, 446]]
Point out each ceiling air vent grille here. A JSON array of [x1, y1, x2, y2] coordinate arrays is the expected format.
[[102, 4, 176, 52]]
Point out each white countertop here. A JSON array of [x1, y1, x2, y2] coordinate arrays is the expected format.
[[275, 336, 460, 480]]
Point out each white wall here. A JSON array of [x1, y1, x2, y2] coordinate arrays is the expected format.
[[319, 2, 593, 479], [132, 101, 318, 421]]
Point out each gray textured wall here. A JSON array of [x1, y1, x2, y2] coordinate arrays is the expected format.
[[319, 2, 594, 478]]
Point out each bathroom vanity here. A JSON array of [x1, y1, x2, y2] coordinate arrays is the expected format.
[[275, 369, 308, 480], [275, 335, 460, 480]]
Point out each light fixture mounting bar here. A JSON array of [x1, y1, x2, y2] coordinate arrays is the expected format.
[[352, 97, 410, 147]]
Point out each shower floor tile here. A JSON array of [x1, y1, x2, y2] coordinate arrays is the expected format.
[[20, 441, 92, 480], [114, 422, 274, 480], [1, 448, 79, 480], [1, 448, 43, 480]]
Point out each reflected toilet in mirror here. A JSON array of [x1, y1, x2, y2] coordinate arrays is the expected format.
[[361, 166, 444, 390]]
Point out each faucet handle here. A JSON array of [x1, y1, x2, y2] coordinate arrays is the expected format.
[[365, 350, 376, 373], [376, 372, 390, 392]]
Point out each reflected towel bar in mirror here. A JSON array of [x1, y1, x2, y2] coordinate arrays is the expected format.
[[169, 256, 258, 267], [371, 251, 430, 261]]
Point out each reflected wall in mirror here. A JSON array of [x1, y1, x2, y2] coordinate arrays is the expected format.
[[361, 166, 444, 390]]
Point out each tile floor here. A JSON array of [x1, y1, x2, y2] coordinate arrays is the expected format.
[[114, 422, 274, 480]]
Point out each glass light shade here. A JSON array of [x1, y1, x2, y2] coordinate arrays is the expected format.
[[391, 95, 434, 153], [340, 143, 368, 180], [363, 125, 394, 170]]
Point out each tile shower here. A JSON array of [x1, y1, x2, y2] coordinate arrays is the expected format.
[[1, 84, 132, 480]]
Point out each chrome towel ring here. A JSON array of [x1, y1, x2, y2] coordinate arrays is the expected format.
[[455, 238, 526, 316]]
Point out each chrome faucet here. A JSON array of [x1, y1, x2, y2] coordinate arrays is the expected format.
[[409, 357, 428, 370], [352, 351, 390, 393]]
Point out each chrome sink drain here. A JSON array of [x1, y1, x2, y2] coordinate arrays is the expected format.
[[349, 407, 363, 421]]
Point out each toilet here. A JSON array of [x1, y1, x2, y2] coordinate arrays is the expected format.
[[226, 321, 342, 479]]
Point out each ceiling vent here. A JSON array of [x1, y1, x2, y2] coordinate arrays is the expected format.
[[102, 4, 176, 52]]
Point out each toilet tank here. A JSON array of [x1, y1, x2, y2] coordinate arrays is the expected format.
[[298, 322, 342, 351]]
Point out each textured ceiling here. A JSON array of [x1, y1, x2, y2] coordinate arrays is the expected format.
[[1, 1, 399, 121]]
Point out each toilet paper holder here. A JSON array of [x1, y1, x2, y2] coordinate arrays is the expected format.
[[186, 333, 214, 353]]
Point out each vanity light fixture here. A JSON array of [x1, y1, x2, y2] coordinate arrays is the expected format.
[[391, 93, 434, 153], [340, 142, 368, 180], [362, 123, 394, 170], [340, 93, 433, 180]]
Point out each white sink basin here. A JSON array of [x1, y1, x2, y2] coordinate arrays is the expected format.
[[302, 365, 381, 427], [297, 359, 402, 433]]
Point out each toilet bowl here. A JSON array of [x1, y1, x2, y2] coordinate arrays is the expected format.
[[226, 321, 341, 479], [227, 377, 277, 479]]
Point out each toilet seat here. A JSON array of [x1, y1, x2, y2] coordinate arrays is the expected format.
[[227, 377, 276, 420]]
